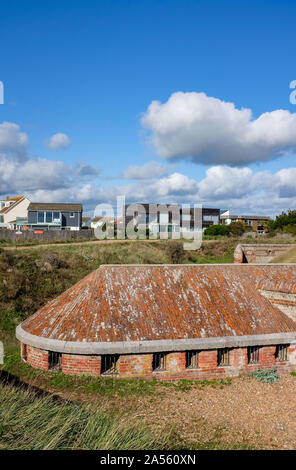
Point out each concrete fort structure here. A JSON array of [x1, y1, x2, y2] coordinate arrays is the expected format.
[[16, 264, 296, 381]]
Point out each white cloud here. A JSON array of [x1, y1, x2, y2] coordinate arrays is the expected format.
[[5, 165, 295, 218], [197, 166, 257, 199], [46, 133, 71, 151], [1, 120, 296, 218], [141, 91, 296, 165], [152, 172, 199, 197], [76, 163, 100, 177], [0, 122, 28, 158], [121, 161, 174, 180], [271, 168, 296, 198], [0, 154, 73, 194]]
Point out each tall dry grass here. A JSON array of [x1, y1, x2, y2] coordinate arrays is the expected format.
[[0, 382, 174, 450]]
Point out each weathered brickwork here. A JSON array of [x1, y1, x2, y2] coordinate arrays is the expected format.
[[234, 244, 296, 264], [21, 343, 296, 380], [61, 354, 101, 376], [118, 354, 153, 377], [21, 343, 49, 370]]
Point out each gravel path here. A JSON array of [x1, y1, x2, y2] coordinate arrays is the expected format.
[[132, 375, 296, 449]]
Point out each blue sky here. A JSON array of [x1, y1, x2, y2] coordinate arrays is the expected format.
[[1, 0, 296, 216]]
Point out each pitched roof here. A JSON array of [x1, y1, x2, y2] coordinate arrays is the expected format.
[[28, 203, 82, 212], [0, 196, 25, 214], [18, 265, 296, 351], [220, 214, 270, 220]]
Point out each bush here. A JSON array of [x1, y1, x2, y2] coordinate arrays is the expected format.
[[269, 210, 296, 232], [228, 221, 245, 237], [204, 225, 230, 237], [165, 241, 185, 264], [249, 368, 281, 383]]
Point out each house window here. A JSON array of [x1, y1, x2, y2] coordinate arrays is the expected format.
[[275, 344, 288, 362], [152, 352, 167, 371], [217, 348, 230, 366], [48, 351, 62, 371], [186, 351, 199, 369], [101, 354, 119, 375], [46, 211, 53, 223], [70, 212, 75, 218], [37, 211, 45, 223], [53, 212, 60, 221], [248, 346, 260, 364], [23, 344, 27, 361]]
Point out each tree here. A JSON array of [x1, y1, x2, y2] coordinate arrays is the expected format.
[[204, 224, 230, 237], [270, 210, 296, 231], [228, 221, 245, 237]]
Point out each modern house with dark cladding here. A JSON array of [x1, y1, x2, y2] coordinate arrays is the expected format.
[[27, 203, 83, 231], [124, 203, 220, 234]]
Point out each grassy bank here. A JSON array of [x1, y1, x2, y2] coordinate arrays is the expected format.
[[0, 381, 176, 450]]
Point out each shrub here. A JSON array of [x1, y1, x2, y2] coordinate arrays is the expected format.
[[228, 221, 245, 237], [204, 225, 230, 237], [165, 241, 184, 264], [249, 368, 281, 383]]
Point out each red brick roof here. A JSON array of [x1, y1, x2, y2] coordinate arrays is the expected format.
[[20, 265, 296, 344]]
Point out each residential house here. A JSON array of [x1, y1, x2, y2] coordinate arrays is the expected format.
[[0, 196, 31, 230], [82, 217, 91, 228], [25, 203, 83, 231], [124, 203, 220, 234], [220, 210, 270, 233]]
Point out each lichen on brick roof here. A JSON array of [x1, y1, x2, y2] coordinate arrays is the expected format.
[[19, 264, 296, 344]]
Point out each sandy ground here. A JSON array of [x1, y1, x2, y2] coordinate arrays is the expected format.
[[88, 375, 296, 450], [19, 371, 296, 449], [132, 375, 296, 449]]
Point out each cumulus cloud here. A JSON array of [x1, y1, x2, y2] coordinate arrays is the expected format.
[[141, 91, 296, 165], [0, 122, 28, 158], [197, 166, 258, 199], [0, 154, 73, 194], [76, 163, 100, 177], [6, 164, 295, 217], [45, 133, 71, 151], [1, 120, 296, 217], [271, 168, 296, 198], [152, 172, 199, 197], [121, 161, 174, 180]]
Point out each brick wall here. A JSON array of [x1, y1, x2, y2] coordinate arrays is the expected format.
[[21, 343, 49, 370], [62, 354, 101, 376], [118, 353, 153, 377], [234, 244, 296, 264], [21, 343, 296, 380]]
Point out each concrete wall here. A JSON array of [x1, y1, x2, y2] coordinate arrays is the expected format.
[[21, 343, 296, 380], [234, 244, 296, 264]]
